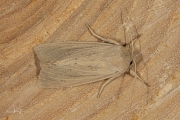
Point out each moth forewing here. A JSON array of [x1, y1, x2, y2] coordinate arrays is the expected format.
[[34, 42, 131, 88]]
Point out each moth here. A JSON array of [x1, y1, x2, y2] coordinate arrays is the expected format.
[[34, 24, 149, 96]]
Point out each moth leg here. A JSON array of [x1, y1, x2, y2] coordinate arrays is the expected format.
[[86, 24, 120, 45], [97, 76, 118, 97], [126, 33, 142, 47], [129, 69, 150, 87]]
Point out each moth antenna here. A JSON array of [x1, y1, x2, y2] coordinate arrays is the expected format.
[[120, 8, 127, 46]]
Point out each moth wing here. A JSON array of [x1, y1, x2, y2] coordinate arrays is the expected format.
[[38, 63, 114, 88], [34, 42, 108, 63], [34, 42, 131, 88]]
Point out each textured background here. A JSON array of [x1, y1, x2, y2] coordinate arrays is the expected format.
[[0, 0, 180, 120]]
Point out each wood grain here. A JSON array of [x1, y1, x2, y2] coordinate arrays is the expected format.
[[0, 0, 180, 120]]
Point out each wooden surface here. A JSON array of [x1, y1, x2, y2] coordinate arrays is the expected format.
[[1, 0, 180, 120]]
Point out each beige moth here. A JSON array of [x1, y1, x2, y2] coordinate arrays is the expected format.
[[34, 24, 149, 96]]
